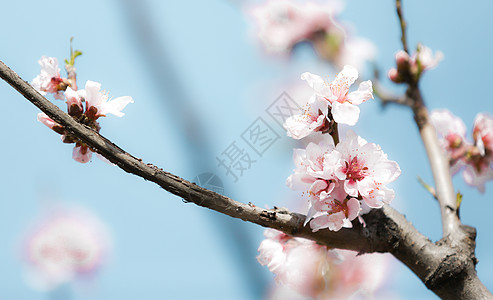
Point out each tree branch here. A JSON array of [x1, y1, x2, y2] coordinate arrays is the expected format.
[[411, 89, 460, 237], [394, 0, 460, 238], [0, 59, 370, 251], [1, 59, 492, 299]]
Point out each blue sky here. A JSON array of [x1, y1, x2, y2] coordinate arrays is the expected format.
[[0, 0, 492, 299]]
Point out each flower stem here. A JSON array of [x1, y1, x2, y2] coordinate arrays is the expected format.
[[331, 122, 339, 145]]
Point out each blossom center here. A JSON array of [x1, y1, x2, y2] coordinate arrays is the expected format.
[[446, 133, 463, 149], [326, 199, 350, 217], [344, 156, 367, 181], [330, 81, 350, 103]]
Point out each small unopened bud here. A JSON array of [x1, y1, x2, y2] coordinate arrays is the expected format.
[[388, 68, 403, 83], [395, 50, 409, 71], [85, 106, 99, 121], [37, 113, 65, 135], [68, 103, 83, 117], [65, 87, 83, 117]]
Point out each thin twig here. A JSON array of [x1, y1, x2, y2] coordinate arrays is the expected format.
[[372, 66, 412, 107], [374, 81, 412, 108], [417, 176, 438, 200], [396, 0, 409, 54]]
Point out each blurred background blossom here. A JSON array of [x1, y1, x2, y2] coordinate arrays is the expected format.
[[248, 0, 375, 70], [21, 206, 110, 293]]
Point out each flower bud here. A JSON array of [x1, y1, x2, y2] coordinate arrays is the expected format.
[[395, 50, 409, 71], [387, 68, 402, 83]]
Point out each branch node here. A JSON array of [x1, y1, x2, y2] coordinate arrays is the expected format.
[[260, 210, 277, 221]]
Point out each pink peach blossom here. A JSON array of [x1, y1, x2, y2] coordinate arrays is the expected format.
[[430, 109, 469, 173], [37, 113, 58, 130], [325, 131, 401, 208], [308, 182, 361, 232], [431, 110, 493, 192], [72, 144, 92, 164], [286, 138, 336, 202]]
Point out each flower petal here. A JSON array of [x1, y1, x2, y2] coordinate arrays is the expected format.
[[64, 87, 83, 109], [332, 65, 358, 91], [347, 80, 373, 105], [84, 80, 103, 109], [347, 198, 360, 221], [72, 145, 92, 163], [331, 101, 360, 126], [37, 113, 57, 129], [301, 72, 330, 95], [99, 96, 134, 117]]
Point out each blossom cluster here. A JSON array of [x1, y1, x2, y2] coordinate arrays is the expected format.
[[284, 65, 400, 232], [249, 0, 375, 70], [388, 44, 443, 83], [32, 55, 133, 163], [431, 109, 493, 193], [257, 229, 391, 299]]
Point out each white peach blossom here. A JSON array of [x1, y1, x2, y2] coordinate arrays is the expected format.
[[80, 80, 134, 118], [284, 94, 329, 139], [31, 56, 65, 100], [414, 44, 444, 71], [301, 65, 373, 126], [286, 138, 336, 202]]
